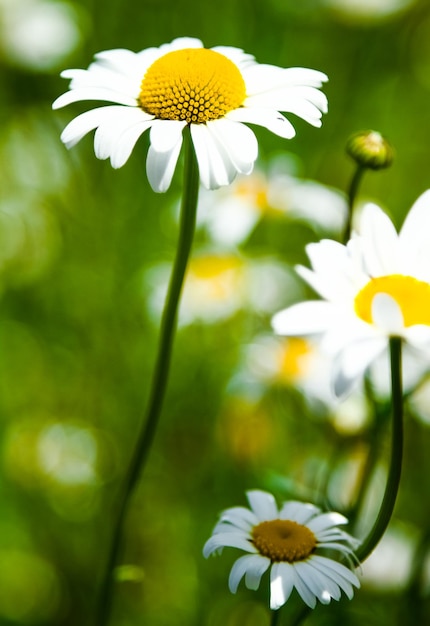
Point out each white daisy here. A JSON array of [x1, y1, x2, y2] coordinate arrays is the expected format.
[[52, 37, 328, 192], [203, 489, 360, 610], [272, 190, 430, 397]]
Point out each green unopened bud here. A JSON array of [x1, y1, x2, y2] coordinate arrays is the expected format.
[[346, 130, 393, 170]]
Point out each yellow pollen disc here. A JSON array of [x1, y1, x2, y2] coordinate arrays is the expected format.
[[354, 274, 430, 327], [252, 519, 317, 563], [139, 48, 246, 124]]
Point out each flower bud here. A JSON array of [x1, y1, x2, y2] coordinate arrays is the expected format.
[[346, 130, 393, 170]]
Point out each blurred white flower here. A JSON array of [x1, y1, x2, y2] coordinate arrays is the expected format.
[[0, 0, 84, 71], [361, 526, 416, 591], [37, 423, 99, 486], [145, 253, 297, 325], [233, 333, 369, 433], [198, 159, 347, 247], [323, 0, 416, 23]]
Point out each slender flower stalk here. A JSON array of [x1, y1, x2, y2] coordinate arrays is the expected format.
[[271, 609, 281, 626], [342, 162, 364, 244], [356, 337, 403, 561], [96, 129, 199, 626]]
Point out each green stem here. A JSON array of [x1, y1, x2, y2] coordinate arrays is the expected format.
[[271, 609, 281, 626], [348, 389, 391, 530], [96, 129, 200, 626], [356, 337, 403, 562], [290, 605, 311, 626], [342, 163, 365, 244]]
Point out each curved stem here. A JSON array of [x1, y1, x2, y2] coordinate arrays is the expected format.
[[342, 163, 365, 244], [96, 129, 200, 626], [356, 337, 403, 562], [348, 389, 391, 530]]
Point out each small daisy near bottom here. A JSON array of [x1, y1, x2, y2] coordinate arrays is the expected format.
[[53, 37, 328, 192], [203, 490, 360, 610]]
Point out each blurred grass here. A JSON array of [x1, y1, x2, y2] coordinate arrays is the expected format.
[[1, 0, 430, 624]]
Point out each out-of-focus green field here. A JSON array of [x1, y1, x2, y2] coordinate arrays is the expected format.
[[1, 0, 430, 624]]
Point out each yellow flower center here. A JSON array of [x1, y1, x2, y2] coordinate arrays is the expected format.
[[354, 274, 430, 327], [252, 519, 317, 562], [139, 48, 246, 124]]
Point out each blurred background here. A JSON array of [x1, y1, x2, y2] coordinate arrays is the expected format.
[[1, 0, 430, 624]]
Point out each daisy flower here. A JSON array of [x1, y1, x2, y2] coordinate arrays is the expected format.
[[52, 37, 328, 192], [272, 190, 430, 397], [203, 489, 360, 610]]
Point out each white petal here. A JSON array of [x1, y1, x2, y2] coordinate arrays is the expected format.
[[109, 120, 154, 168], [281, 66, 329, 87], [307, 512, 348, 533], [227, 107, 296, 139], [399, 190, 430, 277], [243, 64, 327, 96], [203, 532, 257, 558], [310, 556, 359, 598], [53, 87, 138, 109], [190, 124, 235, 189], [219, 506, 259, 530], [228, 554, 270, 593], [358, 203, 400, 276], [206, 119, 258, 174], [292, 565, 317, 608], [212, 46, 256, 70], [164, 37, 203, 51], [146, 137, 183, 193], [279, 501, 320, 524], [93, 48, 150, 76], [294, 561, 333, 605], [404, 325, 430, 347], [272, 301, 337, 336], [333, 337, 387, 397], [92, 108, 152, 160], [270, 562, 295, 610], [245, 556, 271, 590], [60, 64, 140, 97], [60, 106, 144, 148], [400, 189, 430, 247], [149, 119, 187, 152], [246, 490, 278, 521], [371, 293, 404, 334]]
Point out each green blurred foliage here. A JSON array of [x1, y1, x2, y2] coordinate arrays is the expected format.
[[1, 0, 430, 624]]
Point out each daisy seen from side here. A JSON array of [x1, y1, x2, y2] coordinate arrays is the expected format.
[[203, 489, 360, 610], [272, 190, 430, 397], [52, 37, 328, 192]]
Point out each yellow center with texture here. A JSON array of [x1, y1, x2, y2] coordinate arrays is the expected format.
[[252, 519, 317, 562], [354, 274, 430, 327], [139, 48, 246, 123]]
